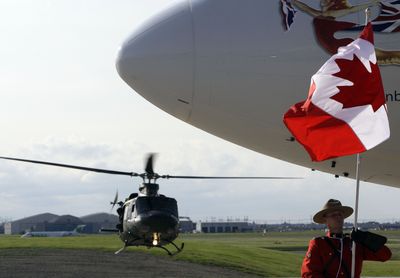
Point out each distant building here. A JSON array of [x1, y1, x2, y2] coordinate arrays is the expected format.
[[4, 213, 58, 235], [179, 216, 195, 233], [44, 215, 84, 232], [80, 213, 119, 233], [3, 213, 118, 235], [4, 222, 11, 235], [197, 221, 256, 233]]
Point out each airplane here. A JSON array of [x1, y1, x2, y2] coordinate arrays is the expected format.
[[115, 0, 400, 188], [21, 225, 85, 238]]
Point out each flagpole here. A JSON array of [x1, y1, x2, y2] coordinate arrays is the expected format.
[[351, 153, 361, 278], [351, 9, 369, 278], [354, 154, 361, 230]]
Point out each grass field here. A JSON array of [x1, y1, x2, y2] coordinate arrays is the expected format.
[[1, 230, 399, 277]]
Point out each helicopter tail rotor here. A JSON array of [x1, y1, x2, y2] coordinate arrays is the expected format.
[[110, 190, 119, 212]]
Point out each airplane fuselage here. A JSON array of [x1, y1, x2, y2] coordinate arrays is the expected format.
[[116, 0, 400, 188], [21, 231, 79, 238]]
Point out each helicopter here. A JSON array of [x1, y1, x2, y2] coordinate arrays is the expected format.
[[0, 154, 301, 255]]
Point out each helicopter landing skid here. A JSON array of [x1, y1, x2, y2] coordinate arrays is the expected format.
[[157, 241, 184, 256], [115, 245, 127, 255], [114, 240, 184, 256]]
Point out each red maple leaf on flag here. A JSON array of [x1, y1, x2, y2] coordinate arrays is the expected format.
[[330, 55, 385, 112]]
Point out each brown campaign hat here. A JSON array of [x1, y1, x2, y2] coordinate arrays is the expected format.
[[313, 199, 353, 224]]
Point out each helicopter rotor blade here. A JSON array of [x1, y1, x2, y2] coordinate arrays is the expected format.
[[161, 175, 302, 179], [0, 156, 303, 181], [145, 153, 155, 176], [0, 156, 139, 177]]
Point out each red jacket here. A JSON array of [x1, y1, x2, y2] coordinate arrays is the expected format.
[[301, 232, 391, 278]]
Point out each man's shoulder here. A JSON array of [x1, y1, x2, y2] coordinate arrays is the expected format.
[[311, 233, 352, 240], [308, 236, 326, 246]]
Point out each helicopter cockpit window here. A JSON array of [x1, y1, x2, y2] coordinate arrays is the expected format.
[[124, 200, 135, 221], [135, 197, 178, 217]]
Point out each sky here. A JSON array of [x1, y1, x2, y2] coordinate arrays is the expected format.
[[1, 0, 400, 224]]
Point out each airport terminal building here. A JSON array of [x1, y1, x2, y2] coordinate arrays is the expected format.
[[197, 221, 257, 233]]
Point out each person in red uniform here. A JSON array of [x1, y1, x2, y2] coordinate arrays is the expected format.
[[301, 199, 391, 278]]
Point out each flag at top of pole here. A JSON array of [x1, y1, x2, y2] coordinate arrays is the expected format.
[[283, 22, 390, 162]]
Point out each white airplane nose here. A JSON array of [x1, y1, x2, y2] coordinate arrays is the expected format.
[[116, 1, 194, 121]]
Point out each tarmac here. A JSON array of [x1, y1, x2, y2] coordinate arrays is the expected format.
[[0, 248, 262, 278]]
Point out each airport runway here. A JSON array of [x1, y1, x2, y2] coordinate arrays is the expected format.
[[0, 248, 262, 278]]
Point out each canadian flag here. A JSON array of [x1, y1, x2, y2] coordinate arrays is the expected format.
[[283, 23, 390, 162]]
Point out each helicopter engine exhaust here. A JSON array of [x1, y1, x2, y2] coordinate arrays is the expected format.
[[152, 233, 159, 246]]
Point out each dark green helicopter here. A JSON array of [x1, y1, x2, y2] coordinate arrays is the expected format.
[[0, 154, 300, 255]]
